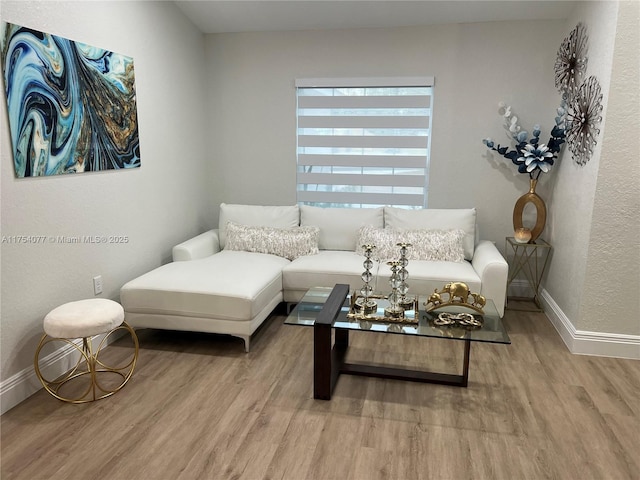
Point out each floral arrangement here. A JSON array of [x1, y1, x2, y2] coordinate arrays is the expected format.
[[482, 102, 567, 179]]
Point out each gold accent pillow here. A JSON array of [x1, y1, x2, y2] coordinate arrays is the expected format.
[[225, 222, 319, 260]]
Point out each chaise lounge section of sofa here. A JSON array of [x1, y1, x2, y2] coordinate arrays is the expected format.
[[120, 204, 508, 351]]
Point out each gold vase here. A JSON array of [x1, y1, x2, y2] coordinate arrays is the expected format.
[[512, 178, 546, 243]]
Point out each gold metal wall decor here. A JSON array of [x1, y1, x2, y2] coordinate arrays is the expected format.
[[554, 22, 604, 167], [555, 22, 588, 102], [566, 75, 603, 166], [424, 282, 486, 314], [512, 177, 547, 243]]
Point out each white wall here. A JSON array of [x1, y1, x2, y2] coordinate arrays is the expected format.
[[544, 1, 638, 335], [578, 0, 640, 334], [0, 0, 210, 409], [543, 1, 616, 327], [204, 20, 567, 242]]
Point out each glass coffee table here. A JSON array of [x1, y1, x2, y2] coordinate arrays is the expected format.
[[285, 284, 511, 400]]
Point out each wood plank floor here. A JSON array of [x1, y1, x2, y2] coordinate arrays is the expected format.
[[2, 304, 639, 480]]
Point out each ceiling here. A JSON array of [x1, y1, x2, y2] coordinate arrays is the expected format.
[[174, 0, 576, 34]]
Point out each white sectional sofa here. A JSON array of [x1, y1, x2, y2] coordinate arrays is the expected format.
[[120, 204, 508, 352]]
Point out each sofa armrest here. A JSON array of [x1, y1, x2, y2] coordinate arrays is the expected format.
[[172, 229, 221, 261], [471, 240, 508, 317]]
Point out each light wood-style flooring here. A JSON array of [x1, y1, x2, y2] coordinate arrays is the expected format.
[[2, 303, 639, 480]]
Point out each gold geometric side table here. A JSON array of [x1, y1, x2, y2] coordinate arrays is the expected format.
[[505, 237, 552, 311]]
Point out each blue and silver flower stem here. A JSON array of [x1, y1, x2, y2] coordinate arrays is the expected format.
[[482, 101, 567, 179]]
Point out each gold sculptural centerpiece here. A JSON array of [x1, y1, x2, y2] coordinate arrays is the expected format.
[[424, 282, 486, 314], [424, 282, 486, 329]]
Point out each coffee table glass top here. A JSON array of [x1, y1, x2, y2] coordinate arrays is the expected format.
[[285, 287, 510, 344]]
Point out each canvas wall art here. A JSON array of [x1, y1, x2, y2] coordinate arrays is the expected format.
[[1, 22, 140, 177]]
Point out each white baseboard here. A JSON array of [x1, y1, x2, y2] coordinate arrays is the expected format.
[[540, 288, 640, 360], [0, 332, 122, 416]]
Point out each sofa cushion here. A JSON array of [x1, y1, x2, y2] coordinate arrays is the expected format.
[[225, 222, 319, 260], [384, 207, 476, 260], [300, 205, 383, 251], [218, 203, 300, 249], [283, 251, 367, 292], [377, 259, 480, 296], [121, 250, 290, 322], [356, 226, 465, 263], [283, 251, 479, 299]]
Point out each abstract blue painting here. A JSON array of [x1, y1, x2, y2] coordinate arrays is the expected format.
[[1, 23, 140, 177]]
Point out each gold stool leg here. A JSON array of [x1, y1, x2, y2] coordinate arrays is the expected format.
[[93, 321, 139, 400], [83, 337, 97, 401], [34, 335, 93, 403], [34, 322, 139, 404]]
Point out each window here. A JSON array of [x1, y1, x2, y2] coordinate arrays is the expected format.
[[296, 77, 433, 209]]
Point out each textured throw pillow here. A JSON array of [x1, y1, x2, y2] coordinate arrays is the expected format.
[[218, 203, 300, 249], [225, 222, 319, 260], [356, 226, 466, 262], [399, 229, 466, 262], [384, 207, 476, 260], [355, 226, 398, 261]]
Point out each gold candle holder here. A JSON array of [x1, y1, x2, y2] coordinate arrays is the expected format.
[[514, 227, 532, 243]]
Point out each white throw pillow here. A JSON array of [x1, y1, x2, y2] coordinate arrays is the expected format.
[[356, 226, 466, 263], [218, 203, 300, 249], [300, 205, 383, 251], [399, 228, 466, 262], [354, 226, 398, 261], [224, 222, 319, 260], [384, 207, 476, 260]]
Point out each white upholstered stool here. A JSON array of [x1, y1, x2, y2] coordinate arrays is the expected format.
[[34, 299, 139, 403]]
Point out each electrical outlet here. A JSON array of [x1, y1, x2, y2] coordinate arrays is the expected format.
[[93, 275, 103, 295]]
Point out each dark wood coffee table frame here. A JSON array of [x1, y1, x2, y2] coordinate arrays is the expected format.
[[313, 284, 471, 400]]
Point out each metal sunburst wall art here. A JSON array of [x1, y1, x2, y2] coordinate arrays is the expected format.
[[566, 75, 603, 166], [555, 22, 588, 101]]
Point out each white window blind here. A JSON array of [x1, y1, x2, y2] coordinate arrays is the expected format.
[[296, 77, 433, 208]]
